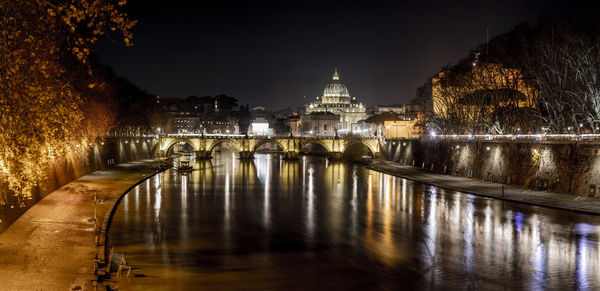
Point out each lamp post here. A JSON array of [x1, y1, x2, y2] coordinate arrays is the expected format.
[[157, 127, 162, 169]]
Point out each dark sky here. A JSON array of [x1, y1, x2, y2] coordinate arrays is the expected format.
[[94, 0, 595, 109]]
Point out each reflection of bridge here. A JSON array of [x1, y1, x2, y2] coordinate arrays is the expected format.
[[155, 134, 381, 160]]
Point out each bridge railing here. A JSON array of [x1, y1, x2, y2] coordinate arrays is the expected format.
[[105, 133, 379, 140], [383, 133, 600, 143], [428, 133, 600, 141]]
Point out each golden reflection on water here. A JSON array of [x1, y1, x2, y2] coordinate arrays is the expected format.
[[108, 153, 600, 290]]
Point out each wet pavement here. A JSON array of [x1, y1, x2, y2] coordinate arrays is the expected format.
[[0, 159, 159, 291], [109, 153, 600, 290]]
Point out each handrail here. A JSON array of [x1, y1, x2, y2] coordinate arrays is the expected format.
[[105, 134, 379, 139], [426, 133, 600, 141]]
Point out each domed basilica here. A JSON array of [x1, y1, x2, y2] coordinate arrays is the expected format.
[[305, 69, 367, 133]]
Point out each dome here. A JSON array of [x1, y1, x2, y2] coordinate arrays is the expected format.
[[322, 69, 350, 101], [323, 83, 350, 98]]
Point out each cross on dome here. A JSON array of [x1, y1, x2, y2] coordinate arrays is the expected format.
[[332, 68, 340, 81]]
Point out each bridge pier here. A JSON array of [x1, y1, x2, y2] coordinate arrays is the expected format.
[[329, 152, 343, 161], [283, 151, 299, 160], [195, 151, 212, 159], [239, 151, 254, 159]]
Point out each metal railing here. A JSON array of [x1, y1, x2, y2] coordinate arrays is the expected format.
[[107, 133, 379, 139], [427, 133, 600, 141]]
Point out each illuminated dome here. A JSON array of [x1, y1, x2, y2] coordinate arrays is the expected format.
[[322, 69, 350, 103]]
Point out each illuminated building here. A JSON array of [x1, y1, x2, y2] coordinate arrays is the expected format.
[[383, 119, 420, 138], [251, 117, 271, 136], [301, 112, 339, 136], [432, 63, 537, 117], [371, 104, 421, 115], [304, 69, 367, 133]]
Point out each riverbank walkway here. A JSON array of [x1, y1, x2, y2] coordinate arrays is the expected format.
[[0, 159, 160, 291], [369, 160, 600, 215]]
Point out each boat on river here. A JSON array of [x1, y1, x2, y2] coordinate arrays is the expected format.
[[175, 160, 193, 172]]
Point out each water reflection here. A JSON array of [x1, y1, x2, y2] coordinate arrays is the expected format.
[[109, 153, 600, 290]]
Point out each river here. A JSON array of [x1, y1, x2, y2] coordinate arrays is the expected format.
[[108, 152, 600, 290]]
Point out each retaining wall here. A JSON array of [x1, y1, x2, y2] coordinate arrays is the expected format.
[[0, 137, 157, 233], [382, 139, 600, 197]]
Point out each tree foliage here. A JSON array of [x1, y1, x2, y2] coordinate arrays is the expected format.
[[430, 64, 538, 134], [0, 0, 135, 200], [272, 119, 291, 136], [342, 133, 369, 161], [365, 112, 403, 125], [530, 19, 600, 133]]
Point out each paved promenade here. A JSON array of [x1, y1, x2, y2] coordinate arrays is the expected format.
[[0, 159, 161, 291], [369, 160, 600, 215]]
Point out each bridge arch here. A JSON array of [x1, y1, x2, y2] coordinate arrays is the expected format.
[[342, 141, 375, 158], [252, 139, 286, 153], [208, 139, 243, 154], [300, 140, 332, 153], [343, 140, 377, 157], [163, 139, 197, 156]]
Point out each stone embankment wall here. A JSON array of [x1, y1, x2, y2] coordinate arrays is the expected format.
[[0, 137, 157, 233], [382, 139, 600, 197]]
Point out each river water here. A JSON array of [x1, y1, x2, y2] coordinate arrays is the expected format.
[[109, 152, 600, 290]]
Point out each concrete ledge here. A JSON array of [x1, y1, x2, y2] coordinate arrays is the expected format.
[[0, 159, 164, 290], [97, 167, 169, 273]]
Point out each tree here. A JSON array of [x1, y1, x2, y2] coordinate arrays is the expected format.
[[365, 112, 402, 125], [342, 133, 368, 161], [411, 75, 435, 112], [529, 20, 600, 133], [421, 17, 600, 135], [0, 0, 135, 200], [272, 119, 291, 136]]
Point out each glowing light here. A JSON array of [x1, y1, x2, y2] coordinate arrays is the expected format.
[[0, 160, 8, 174], [252, 118, 270, 135]]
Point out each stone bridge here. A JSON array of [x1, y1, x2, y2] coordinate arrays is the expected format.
[[154, 135, 382, 160]]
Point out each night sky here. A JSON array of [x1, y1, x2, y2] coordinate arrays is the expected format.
[[94, 0, 596, 109]]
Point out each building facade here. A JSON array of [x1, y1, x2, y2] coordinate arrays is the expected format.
[[304, 69, 367, 134], [371, 104, 421, 116], [250, 117, 272, 136], [301, 112, 339, 136], [162, 95, 241, 134], [282, 115, 301, 135], [383, 119, 421, 138]]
